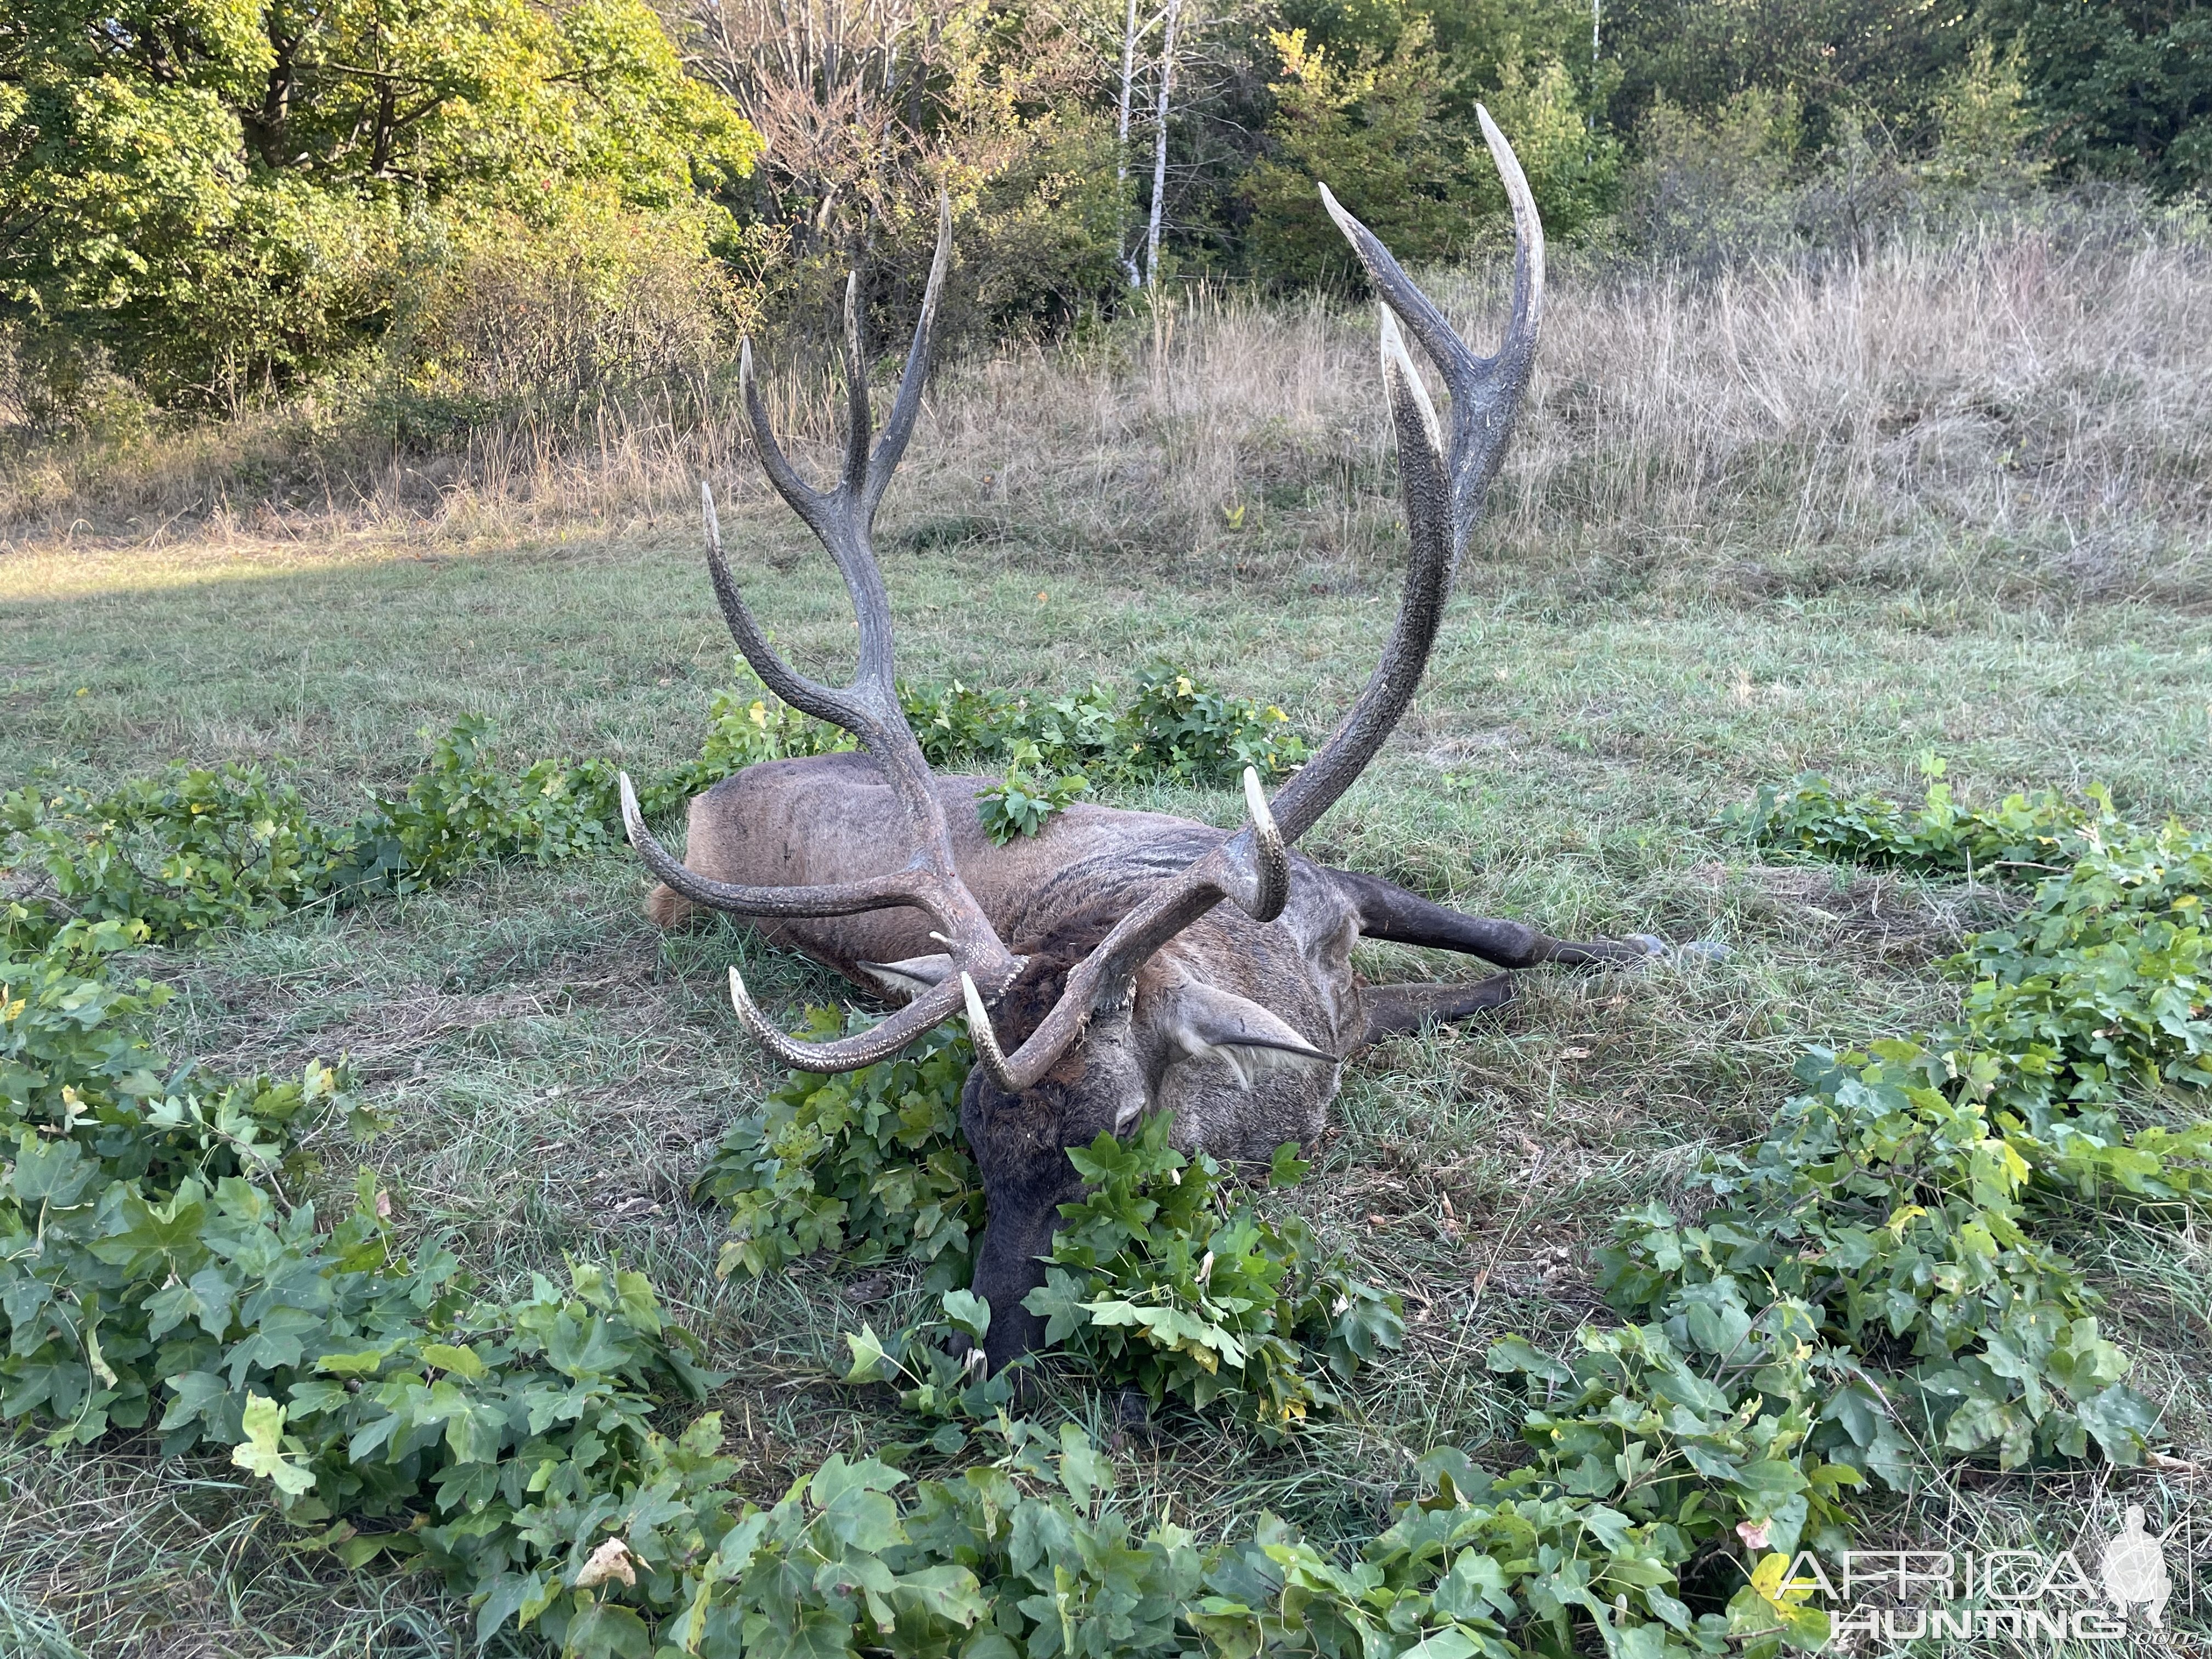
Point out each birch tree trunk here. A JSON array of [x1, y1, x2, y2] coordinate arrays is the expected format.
[[1143, 0, 1183, 290], [1115, 0, 1143, 287]]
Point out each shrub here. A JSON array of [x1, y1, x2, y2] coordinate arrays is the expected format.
[[1471, 52, 1624, 239], [380, 195, 752, 435], [691, 1013, 984, 1287], [1, 714, 620, 952], [1620, 87, 1807, 264], [1025, 1118, 1404, 1432]]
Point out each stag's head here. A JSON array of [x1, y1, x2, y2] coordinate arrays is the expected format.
[[619, 112, 1548, 1358]]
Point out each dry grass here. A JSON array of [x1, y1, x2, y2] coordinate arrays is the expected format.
[[6, 221, 2208, 611]]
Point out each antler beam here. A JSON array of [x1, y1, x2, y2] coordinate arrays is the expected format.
[[623, 195, 1026, 1074]]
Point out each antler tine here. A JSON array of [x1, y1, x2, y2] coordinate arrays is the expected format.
[[732, 966, 970, 1073], [1262, 132, 1540, 847], [1318, 104, 1544, 548], [1263, 306, 1454, 847], [622, 771, 959, 924], [737, 336, 843, 551], [733, 341, 901, 708], [1216, 766, 1289, 923], [840, 270, 874, 499], [699, 482, 863, 730], [864, 191, 954, 520], [960, 971, 1020, 1092], [964, 128, 1546, 1091]]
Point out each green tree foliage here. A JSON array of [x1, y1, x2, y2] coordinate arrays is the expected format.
[[1920, 38, 2049, 194], [0, 0, 759, 399], [1476, 51, 1623, 233], [1983, 0, 2212, 192], [1598, 0, 1976, 148], [4, 0, 2176, 426], [1244, 20, 1617, 284], [1243, 24, 1485, 284]]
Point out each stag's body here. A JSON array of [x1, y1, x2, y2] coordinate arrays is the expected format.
[[621, 119, 1660, 1368], [652, 754, 1364, 1150], [647, 753, 1644, 1360]]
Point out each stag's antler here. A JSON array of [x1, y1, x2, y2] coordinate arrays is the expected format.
[[618, 194, 1286, 1072], [957, 106, 1546, 1091], [629, 110, 1541, 1085]]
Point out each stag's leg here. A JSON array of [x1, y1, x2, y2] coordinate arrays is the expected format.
[[1330, 868, 1654, 969], [1361, 975, 1516, 1043]]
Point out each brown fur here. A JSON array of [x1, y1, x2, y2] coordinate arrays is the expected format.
[[645, 884, 695, 930]]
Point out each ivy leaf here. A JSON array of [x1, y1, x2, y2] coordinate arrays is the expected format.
[[1399, 1631, 1482, 1659]]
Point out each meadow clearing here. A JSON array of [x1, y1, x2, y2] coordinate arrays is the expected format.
[[3, 222, 2211, 1655]]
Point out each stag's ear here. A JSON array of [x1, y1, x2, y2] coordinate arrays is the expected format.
[[859, 955, 955, 1000], [1160, 981, 1335, 1090]]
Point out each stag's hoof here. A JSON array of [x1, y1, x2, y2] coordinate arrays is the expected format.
[[1624, 934, 1669, 958]]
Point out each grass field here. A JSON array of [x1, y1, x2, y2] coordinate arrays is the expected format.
[[3, 224, 2210, 1655]]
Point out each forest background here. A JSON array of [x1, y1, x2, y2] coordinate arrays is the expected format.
[[2, 0, 2207, 450]]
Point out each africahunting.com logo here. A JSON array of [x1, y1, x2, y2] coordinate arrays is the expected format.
[[1758, 1506, 2191, 1645]]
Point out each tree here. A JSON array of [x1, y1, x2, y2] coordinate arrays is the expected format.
[[1595, 0, 1976, 150], [685, 0, 1127, 335], [0, 0, 759, 400], [1240, 22, 1473, 284], [1984, 0, 2211, 193]]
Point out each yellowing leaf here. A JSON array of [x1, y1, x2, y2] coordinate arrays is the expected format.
[[421, 1342, 488, 1380], [575, 1536, 638, 1589], [231, 1393, 316, 1497]]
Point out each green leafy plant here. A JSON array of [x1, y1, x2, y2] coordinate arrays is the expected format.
[[691, 1012, 984, 1286], [2, 715, 622, 953], [3, 765, 344, 950], [975, 739, 1091, 843], [1025, 1119, 1403, 1432], [12, 727, 2212, 1659], [1115, 664, 1308, 785], [1597, 1047, 2159, 1481], [351, 714, 622, 892], [1724, 759, 2212, 1108], [843, 1288, 1023, 1433], [895, 665, 1307, 789], [1714, 753, 2106, 875]]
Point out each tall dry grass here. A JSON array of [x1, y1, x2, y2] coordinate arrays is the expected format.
[[4, 222, 2208, 601]]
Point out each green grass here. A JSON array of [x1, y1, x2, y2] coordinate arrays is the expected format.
[[5, 386, 2212, 1649]]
